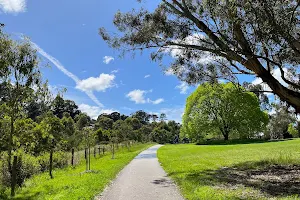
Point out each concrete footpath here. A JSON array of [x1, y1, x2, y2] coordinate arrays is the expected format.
[[96, 145, 184, 200]]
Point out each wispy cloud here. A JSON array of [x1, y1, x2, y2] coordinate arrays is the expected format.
[[0, 0, 26, 13], [144, 74, 151, 78], [175, 82, 189, 94], [30, 41, 104, 107], [149, 98, 164, 105], [111, 69, 119, 74], [103, 56, 114, 64]]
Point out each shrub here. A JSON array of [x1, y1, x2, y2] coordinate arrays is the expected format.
[[37, 151, 70, 172], [0, 152, 40, 187]]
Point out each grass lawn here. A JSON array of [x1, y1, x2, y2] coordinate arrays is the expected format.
[[5, 143, 153, 200], [158, 139, 300, 200]]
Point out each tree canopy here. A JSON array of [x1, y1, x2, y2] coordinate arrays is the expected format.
[[100, 0, 300, 113], [182, 83, 268, 141]]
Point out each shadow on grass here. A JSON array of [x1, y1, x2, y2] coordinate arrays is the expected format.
[[170, 160, 300, 198], [1, 191, 41, 200], [196, 139, 293, 146]]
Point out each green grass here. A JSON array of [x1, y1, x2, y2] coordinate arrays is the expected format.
[[158, 139, 300, 200], [5, 143, 153, 200]]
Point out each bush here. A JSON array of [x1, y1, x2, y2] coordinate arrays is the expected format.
[[0, 152, 40, 187], [37, 151, 69, 172], [0, 151, 69, 188]]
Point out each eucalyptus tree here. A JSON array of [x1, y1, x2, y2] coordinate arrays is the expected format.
[[100, 0, 300, 113], [266, 103, 296, 139], [182, 83, 268, 141], [0, 31, 41, 196]]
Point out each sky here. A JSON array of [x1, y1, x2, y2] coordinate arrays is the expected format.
[[0, 0, 281, 121]]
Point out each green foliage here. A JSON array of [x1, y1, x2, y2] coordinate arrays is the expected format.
[[288, 124, 298, 138], [39, 113, 64, 150], [267, 103, 296, 139], [182, 83, 268, 141], [37, 151, 69, 172], [96, 115, 113, 130], [52, 95, 81, 119]]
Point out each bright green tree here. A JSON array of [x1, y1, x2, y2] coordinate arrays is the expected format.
[[182, 83, 268, 141]]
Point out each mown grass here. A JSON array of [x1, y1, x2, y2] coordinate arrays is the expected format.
[[158, 139, 300, 200], [4, 143, 153, 200]]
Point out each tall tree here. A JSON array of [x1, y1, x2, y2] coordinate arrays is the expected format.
[[266, 103, 296, 139], [182, 83, 268, 141], [0, 32, 41, 196], [100, 0, 300, 113], [131, 110, 150, 124], [159, 113, 167, 122], [96, 116, 114, 130]]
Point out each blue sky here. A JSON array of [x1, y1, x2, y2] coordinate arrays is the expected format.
[[0, 0, 269, 121]]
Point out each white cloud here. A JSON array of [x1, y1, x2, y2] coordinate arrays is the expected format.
[[144, 74, 151, 78], [0, 0, 26, 13], [111, 69, 119, 74], [79, 104, 117, 120], [126, 89, 147, 104], [76, 73, 115, 92], [30, 41, 104, 108], [103, 56, 114, 64], [159, 106, 184, 123], [126, 89, 164, 104], [149, 98, 164, 105], [176, 82, 189, 94]]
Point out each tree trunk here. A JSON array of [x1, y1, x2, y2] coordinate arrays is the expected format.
[[71, 148, 75, 166], [84, 148, 87, 160], [94, 147, 96, 158], [49, 149, 53, 179], [10, 156, 17, 197], [112, 144, 115, 159], [8, 116, 14, 173], [224, 133, 229, 141], [88, 146, 91, 170]]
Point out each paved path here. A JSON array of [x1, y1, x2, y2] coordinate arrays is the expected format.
[[96, 145, 184, 200]]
